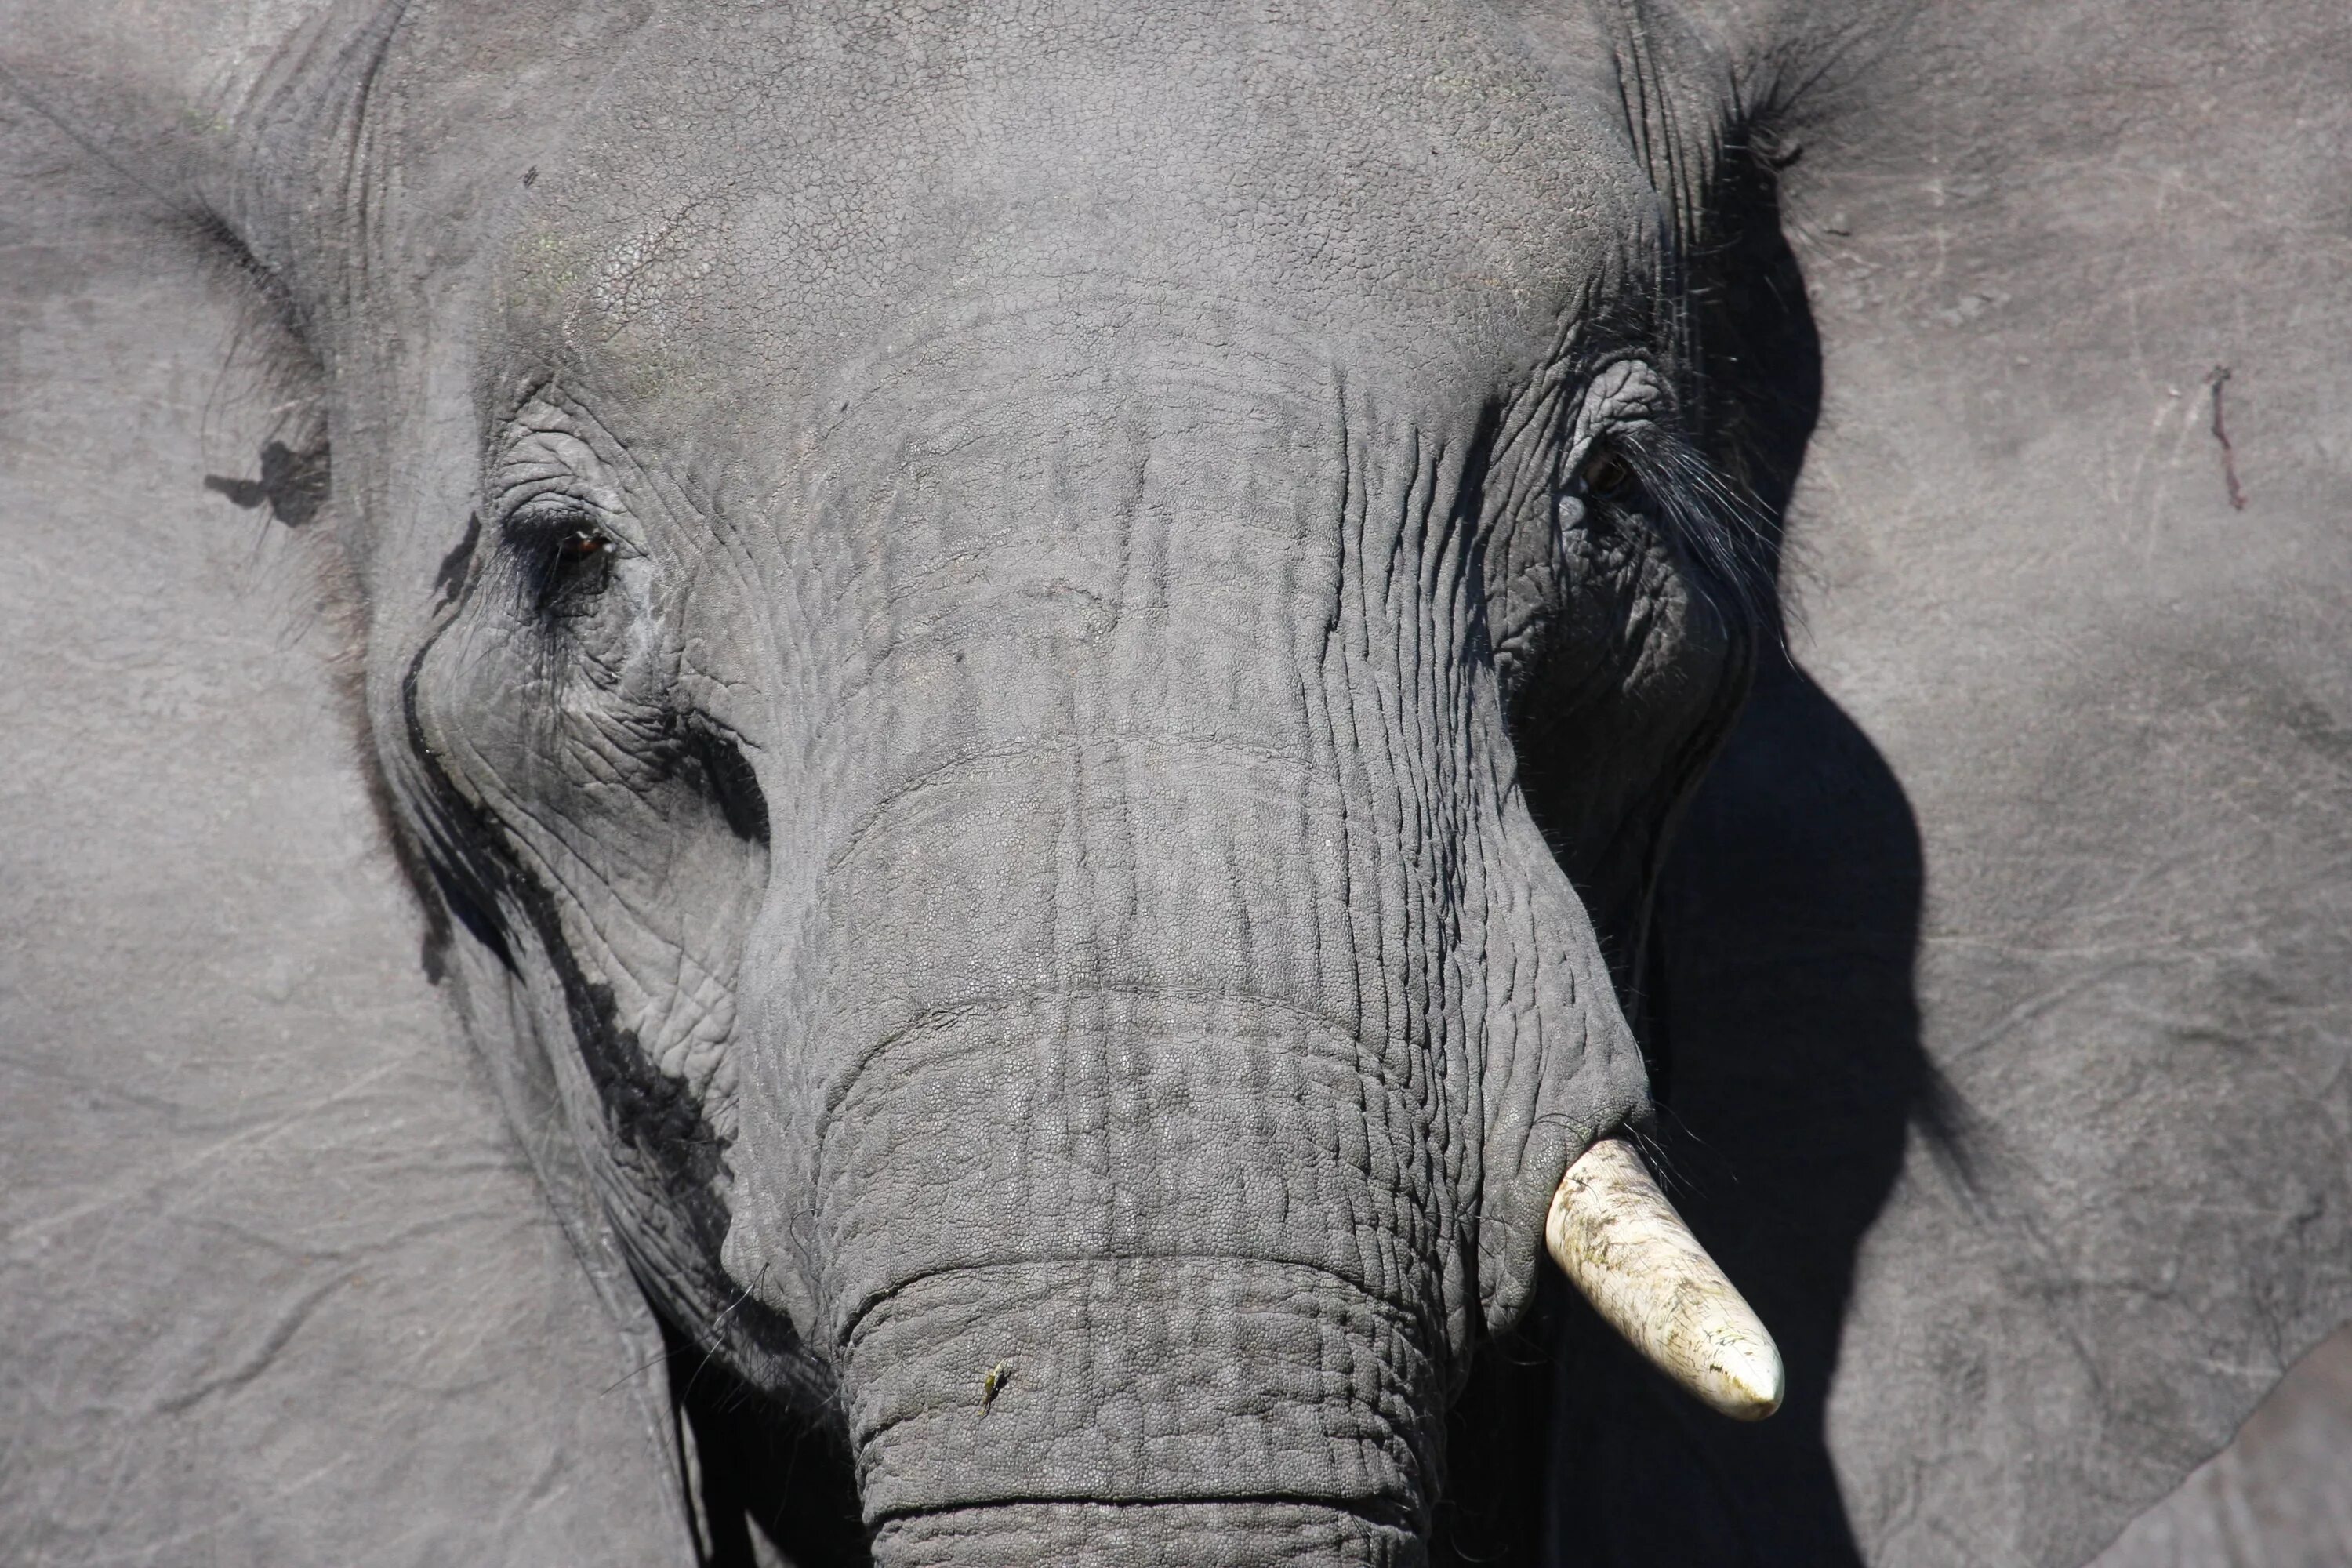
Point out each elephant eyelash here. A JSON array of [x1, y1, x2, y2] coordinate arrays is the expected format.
[[1577, 425, 1773, 631]]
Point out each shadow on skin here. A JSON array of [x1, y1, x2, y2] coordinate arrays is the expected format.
[[1548, 646, 1926, 1568], [665, 1316, 871, 1568], [1538, 127, 1931, 1565]]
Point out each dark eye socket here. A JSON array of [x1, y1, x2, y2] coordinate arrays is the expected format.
[[509, 507, 615, 612], [1577, 445, 1639, 506]]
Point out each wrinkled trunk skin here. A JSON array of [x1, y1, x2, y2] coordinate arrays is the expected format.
[[709, 361, 1642, 1559], [802, 753, 1455, 1560], [876, 1501, 1418, 1567]]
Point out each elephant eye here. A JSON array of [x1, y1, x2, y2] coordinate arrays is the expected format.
[[510, 509, 617, 612], [1577, 445, 1639, 506], [556, 528, 609, 565], [543, 528, 612, 604]]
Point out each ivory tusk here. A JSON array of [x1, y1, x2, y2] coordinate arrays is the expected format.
[[1545, 1136, 1785, 1421]]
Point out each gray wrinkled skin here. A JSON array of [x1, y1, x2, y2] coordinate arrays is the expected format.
[[5, 1, 2349, 1565]]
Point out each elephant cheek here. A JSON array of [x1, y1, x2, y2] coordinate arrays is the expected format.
[[1468, 764, 1657, 1337]]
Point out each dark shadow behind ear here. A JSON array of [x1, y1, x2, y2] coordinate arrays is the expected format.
[[1528, 13, 1935, 1563], [1548, 647, 1923, 1568]]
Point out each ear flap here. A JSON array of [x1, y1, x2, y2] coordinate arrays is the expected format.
[[1548, 0, 2352, 1563], [0, 70, 695, 1564]]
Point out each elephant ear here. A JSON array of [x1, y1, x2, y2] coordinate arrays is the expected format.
[[0, 57, 699, 1567], [1545, 2, 2352, 1565]]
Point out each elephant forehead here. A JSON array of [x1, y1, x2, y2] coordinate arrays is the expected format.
[[499, 0, 1655, 387]]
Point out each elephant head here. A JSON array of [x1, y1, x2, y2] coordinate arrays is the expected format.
[[148, 0, 1785, 1559], [24, 0, 2352, 1561]]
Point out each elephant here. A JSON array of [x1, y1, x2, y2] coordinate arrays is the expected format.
[[3, 0, 2347, 1564]]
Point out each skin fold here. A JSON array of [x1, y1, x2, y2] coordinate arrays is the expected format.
[[4, 1, 2348, 1564]]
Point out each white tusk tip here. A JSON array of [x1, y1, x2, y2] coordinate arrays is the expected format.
[[1704, 1337, 1786, 1421], [1545, 1135, 1785, 1422]]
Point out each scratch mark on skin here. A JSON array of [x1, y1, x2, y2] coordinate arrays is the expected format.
[[1, 1063, 406, 1249], [151, 1273, 351, 1415], [2205, 365, 2248, 511]]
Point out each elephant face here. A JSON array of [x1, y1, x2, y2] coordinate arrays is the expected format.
[[387, 3, 1761, 1559]]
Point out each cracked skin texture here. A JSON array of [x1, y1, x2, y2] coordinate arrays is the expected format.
[[6, 0, 2352, 1565]]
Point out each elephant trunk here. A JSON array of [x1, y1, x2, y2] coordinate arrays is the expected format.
[[718, 359, 1657, 1552], [789, 757, 1460, 1553]]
